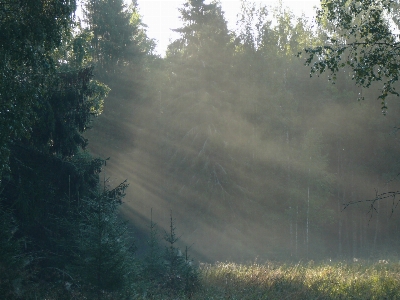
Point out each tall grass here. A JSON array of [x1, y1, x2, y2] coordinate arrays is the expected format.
[[189, 260, 400, 299]]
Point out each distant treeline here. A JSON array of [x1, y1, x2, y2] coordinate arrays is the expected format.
[[1, 0, 400, 298]]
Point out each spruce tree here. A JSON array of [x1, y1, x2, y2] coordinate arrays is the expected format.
[[0, 13, 119, 295], [143, 210, 164, 281], [162, 212, 198, 297], [0, 0, 76, 178], [72, 179, 132, 299], [83, 0, 145, 75], [163, 0, 238, 206], [138, 209, 165, 297], [0, 205, 25, 299]]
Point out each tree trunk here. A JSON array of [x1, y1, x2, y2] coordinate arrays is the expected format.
[[337, 144, 342, 258], [306, 185, 310, 258], [372, 199, 380, 257]]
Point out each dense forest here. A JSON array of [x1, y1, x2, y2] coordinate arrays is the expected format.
[[1, 0, 400, 298]]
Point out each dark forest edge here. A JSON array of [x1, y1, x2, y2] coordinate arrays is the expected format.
[[1, 0, 400, 298], [0, 0, 197, 298]]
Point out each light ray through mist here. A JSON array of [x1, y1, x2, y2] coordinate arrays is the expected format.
[[85, 0, 400, 262]]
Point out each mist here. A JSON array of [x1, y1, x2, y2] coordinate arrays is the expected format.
[[85, 1, 400, 263]]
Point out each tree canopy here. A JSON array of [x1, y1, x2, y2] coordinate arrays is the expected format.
[[3, 0, 400, 296], [0, 0, 76, 177], [302, 0, 400, 112]]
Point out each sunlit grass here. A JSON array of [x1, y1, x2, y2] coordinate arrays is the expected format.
[[186, 260, 400, 299]]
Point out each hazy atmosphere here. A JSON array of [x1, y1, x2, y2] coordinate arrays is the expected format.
[[3, 0, 400, 298], [84, 0, 400, 262]]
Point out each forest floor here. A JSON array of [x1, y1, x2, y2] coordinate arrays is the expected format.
[[181, 260, 400, 299]]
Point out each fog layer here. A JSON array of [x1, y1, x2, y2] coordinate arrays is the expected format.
[[86, 1, 400, 262]]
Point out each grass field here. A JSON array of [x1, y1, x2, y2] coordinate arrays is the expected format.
[[184, 260, 400, 299]]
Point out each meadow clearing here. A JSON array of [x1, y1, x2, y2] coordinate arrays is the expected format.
[[186, 260, 400, 299]]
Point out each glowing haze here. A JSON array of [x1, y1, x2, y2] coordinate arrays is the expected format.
[[137, 0, 321, 56], [85, 0, 400, 263]]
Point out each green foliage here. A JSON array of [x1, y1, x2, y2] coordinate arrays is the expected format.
[[0, 205, 26, 299], [302, 0, 400, 111], [0, 1, 136, 297], [163, 212, 199, 296], [72, 180, 133, 298], [39, 65, 108, 156], [4, 0, 400, 297], [83, 0, 151, 75], [140, 210, 164, 295], [0, 0, 76, 177], [169, 0, 232, 57], [0, 50, 110, 261], [138, 211, 199, 298]]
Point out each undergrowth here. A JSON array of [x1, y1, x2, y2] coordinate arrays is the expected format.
[[142, 260, 400, 299]]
